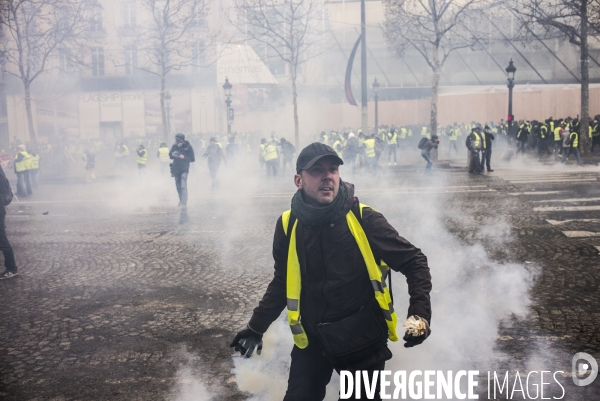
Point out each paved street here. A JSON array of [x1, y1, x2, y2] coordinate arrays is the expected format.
[[0, 160, 599, 400]]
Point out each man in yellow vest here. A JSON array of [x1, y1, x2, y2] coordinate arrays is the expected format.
[[14, 144, 32, 197], [561, 127, 582, 165], [157, 142, 170, 174], [29, 149, 40, 186], [360, 133, 379, 173], [591, 119, 600, 153], [262, 139, 279, 177], [386, 129, 398, 165], [230, 143, 432, 400]]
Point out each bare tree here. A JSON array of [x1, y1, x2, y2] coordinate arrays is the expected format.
[[0, 0, 91, 146], [512, 0, 599, 153], [135, 0, 215, 141], [234, 0, 327, 148], [383, 0, 487, 136]]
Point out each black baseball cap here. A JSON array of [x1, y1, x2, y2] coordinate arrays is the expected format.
[[175, 133, 185, 140], [296, 142, 343, 173]]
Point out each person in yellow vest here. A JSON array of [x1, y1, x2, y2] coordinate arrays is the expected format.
[[157, 142, 170, 174], [29, 149, 40, 187], [446, 124, 459, 156], [360, 133, 379, 172], [262, 139, 279, 177], [14, 144, 32, 197], [386, 129, 398, 165], [230, 143, 432, 398], [114, 142, 130, 169], [591, 119, 600, 153], [136, 144, 148, 173], [466, 128, 483, 174], [561, 127, 582, 165], [553, 122, 564, 160]]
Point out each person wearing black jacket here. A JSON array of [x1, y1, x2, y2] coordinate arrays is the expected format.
[[169, 133, 195, 208], [481, 125, 495, 172], [230, 143, 432, 401], [0, 165, 18, 279]]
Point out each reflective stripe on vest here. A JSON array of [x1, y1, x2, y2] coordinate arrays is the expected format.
[[263, 144, 278, 161], [137, 149, 148, 165], [31, 154, 40, 169], [158, 147, 169, 162], [15, 151, 32, 172], [282, 204, 399, 349], [364, 138, 376, 158]]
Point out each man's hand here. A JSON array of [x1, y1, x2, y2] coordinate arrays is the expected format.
[[178, 154, 184, 159], [230, 327, 263, 358], [402, 315, 431, 348]]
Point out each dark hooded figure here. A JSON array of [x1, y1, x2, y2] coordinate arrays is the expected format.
[[170, 133, 195, 208]]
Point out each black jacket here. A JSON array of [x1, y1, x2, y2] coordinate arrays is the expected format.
[[169, 141, 195, 174], [248, 182, 432, 338]]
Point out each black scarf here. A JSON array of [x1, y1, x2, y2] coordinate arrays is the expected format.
[[291, 181, 347, 226]]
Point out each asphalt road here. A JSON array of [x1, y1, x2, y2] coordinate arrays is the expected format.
[[0, 159, 599, 400]]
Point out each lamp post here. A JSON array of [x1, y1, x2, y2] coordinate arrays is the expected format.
[[223, 77, 233, 135], [506, 59, 516, 137], [165, 91, 172, 136], [372, 78, 380, 136]]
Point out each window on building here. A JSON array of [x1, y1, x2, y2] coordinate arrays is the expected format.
[[191, 41, 205, 71], [89, 5, 103, 32], [58, 48, 71, 72], [122, 1, 136, 28], [124, 45, 137, 75], [91, 47, 105, 76]]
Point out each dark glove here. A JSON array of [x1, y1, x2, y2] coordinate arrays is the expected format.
[[230, 326, 263, 358], [402, 315, 431, 348]]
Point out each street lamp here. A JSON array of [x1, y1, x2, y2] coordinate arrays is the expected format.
[[506, 59, 517, 136], [372, 77, 380, 136], [165, 91, 172, 136], [223, 77, 233, 135]]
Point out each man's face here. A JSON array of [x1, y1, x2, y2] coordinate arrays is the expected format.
[[294, 156, 340, 206]]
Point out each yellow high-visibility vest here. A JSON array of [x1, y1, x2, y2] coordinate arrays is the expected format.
[[472, 133, 481, 148], [31, 154, 40, 169], [400, 128, 407, 139], [387, 132, 398, 145], [421, 127, 428, 136], [449, 129, 458, 141], [281, 203, 398, 349], [158, 147, 170, 162], [363, 138, 376, 158], [15, 151, 32, 172], [481, 132, 487, 149], [570, 131, 579, 147], [262, 144, 278, 161], [137, 149, 148, 165], [554, 127, 562, 141]]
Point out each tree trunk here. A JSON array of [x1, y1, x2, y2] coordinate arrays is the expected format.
[[160, 73, 168, 142], [430, 51, 441, 161], [291, 63, 300, 149], [24, 83, 38, 148], [579, 1, 590, 155]]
